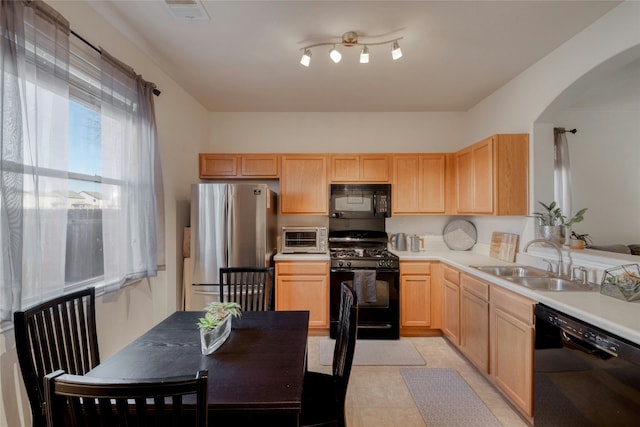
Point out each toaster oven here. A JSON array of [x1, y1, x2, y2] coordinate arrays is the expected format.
[[281, 227, 328, 253]]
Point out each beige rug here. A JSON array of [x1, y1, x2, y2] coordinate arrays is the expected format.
[[319, 338, 425, 366], [401, 368, 502, 427]]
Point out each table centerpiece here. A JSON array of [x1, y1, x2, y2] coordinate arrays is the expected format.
[[197, 301, 242, 355]]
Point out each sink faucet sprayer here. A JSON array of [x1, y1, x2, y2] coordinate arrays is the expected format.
[[523, 239, 564, 276]]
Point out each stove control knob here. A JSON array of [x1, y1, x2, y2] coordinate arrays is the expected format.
[[338, 261, 344, 267], [378, 260, 384, 267], [346, 261, 351, 267]]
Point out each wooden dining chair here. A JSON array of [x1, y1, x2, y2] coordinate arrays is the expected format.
[[44, 369, 208, 427], [300, 282, 358, 427], [219, 267, 275, 311], [14, 287, 100, 427]]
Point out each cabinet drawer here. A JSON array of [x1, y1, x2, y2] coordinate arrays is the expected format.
[[277, 262, 328, 276], [401, 262, 431, 276], [491, 285, 534, 325], [443, 265, 460, 285], [461, 274, 489, 300]]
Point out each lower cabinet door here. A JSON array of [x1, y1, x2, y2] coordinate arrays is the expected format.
[[460, 288, 489, 373], [276, 275, 329, 328]]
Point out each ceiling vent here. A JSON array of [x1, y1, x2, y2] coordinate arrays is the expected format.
[[164, 0, 210, 20]]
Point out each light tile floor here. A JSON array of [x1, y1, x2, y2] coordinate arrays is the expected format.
[[306, 336, 530, 427]]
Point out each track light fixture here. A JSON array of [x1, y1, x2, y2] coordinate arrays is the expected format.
[[299, 31, 403, 67]]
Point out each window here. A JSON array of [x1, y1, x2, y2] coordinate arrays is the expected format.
[[1, 0, 163, 319]]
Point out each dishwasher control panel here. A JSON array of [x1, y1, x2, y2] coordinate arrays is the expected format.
[[536, 304, 621, 357]]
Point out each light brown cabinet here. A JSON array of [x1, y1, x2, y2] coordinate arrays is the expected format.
[[400, 261, 442, 335], [393, 154, 446, 214], [442, 264, 461, 346], [490, 285, 535, 417], [199, 153, 279, 178], [330, 154, 390, 182], [275, 261, 329, 331], [280, 155, 328, 214], [454, 134, 529, 215], [460, 273, 490, 373], [400, 261, 432, 328]]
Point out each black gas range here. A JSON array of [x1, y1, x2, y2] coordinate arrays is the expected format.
[[328, 230, 400, 339]]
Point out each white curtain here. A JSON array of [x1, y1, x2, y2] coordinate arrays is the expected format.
[[1, 0, 71, 318], [553, 128, 572, 220], [99, 50, 165, 293]]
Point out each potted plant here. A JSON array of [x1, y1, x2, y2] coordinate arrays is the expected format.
[[531, 201, 587, 245], [197, 301, 242, 355]]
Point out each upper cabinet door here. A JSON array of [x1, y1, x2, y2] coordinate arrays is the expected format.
[[471, 137, 494, 214], [330, 154, 390, 182], [280, 155, 328, 214], [393, 154, 446, 214], [455, 148, 473, 213], [419, 155, 446, 213], [200, 154, 238, 177]]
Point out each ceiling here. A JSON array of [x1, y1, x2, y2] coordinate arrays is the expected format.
[[83, 0, 621, 112]]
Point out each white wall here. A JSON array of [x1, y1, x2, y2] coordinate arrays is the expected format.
[[554, 109, 640, 245], [0, 2, 210, 426], [209, 112, 468, 153], [466, 1, 640, 138]]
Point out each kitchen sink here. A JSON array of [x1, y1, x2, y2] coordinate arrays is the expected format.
[[472, 265, 550, 278], [504, 276, 594, 292], [471, 265, 595, 292]]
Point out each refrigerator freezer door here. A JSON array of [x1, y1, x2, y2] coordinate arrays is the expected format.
[[191, 184, 228, 285], [228, 184, 266, 268]]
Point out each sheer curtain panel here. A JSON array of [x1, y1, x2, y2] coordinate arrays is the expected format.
[[553, 127, 572, 219], [1, 0, 71, 319], [99, 50, 165, 292]]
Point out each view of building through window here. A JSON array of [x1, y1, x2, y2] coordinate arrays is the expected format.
[[66, 101, 104, 284]]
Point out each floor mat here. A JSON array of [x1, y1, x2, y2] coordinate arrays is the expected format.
[[400, 368, 502, 427]]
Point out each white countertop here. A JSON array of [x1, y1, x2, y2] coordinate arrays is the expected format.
[[273, 249, 640, 345], [391, 249, 640, 346]]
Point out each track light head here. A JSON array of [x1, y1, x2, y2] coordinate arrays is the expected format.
[[359, 46, 369, 64], [300, 49, 311, 67], [329, 45, 342, 63], [391, 40, 403, 60]]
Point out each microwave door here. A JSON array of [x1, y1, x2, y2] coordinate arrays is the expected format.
[[333, 193, 371, 218]]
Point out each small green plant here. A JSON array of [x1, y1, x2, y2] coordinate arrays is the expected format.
[[197, 301, 242, 331], [532, 201, 587, 227]]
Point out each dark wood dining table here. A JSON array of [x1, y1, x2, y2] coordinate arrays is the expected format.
[[87, 310, 310, 426]]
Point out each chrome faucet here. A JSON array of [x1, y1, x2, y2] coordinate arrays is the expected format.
[[523, 239, 564, 276]]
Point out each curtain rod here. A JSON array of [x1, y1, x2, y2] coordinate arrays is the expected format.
[[70, 29, 161, 97]]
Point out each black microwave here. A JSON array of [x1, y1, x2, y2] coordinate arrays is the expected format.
[[329, 184, 391, 219]]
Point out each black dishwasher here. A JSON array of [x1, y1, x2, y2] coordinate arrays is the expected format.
[[534, 304, 640, 426]]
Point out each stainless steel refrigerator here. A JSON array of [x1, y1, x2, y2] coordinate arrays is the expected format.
[[186, 183, 277, 310]]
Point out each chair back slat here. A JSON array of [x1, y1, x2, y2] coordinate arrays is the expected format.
[[333, 283, 358, 403], [219, 267, 275, 311], [44, 370, 208, 427], [14, 287, 100, 427]]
